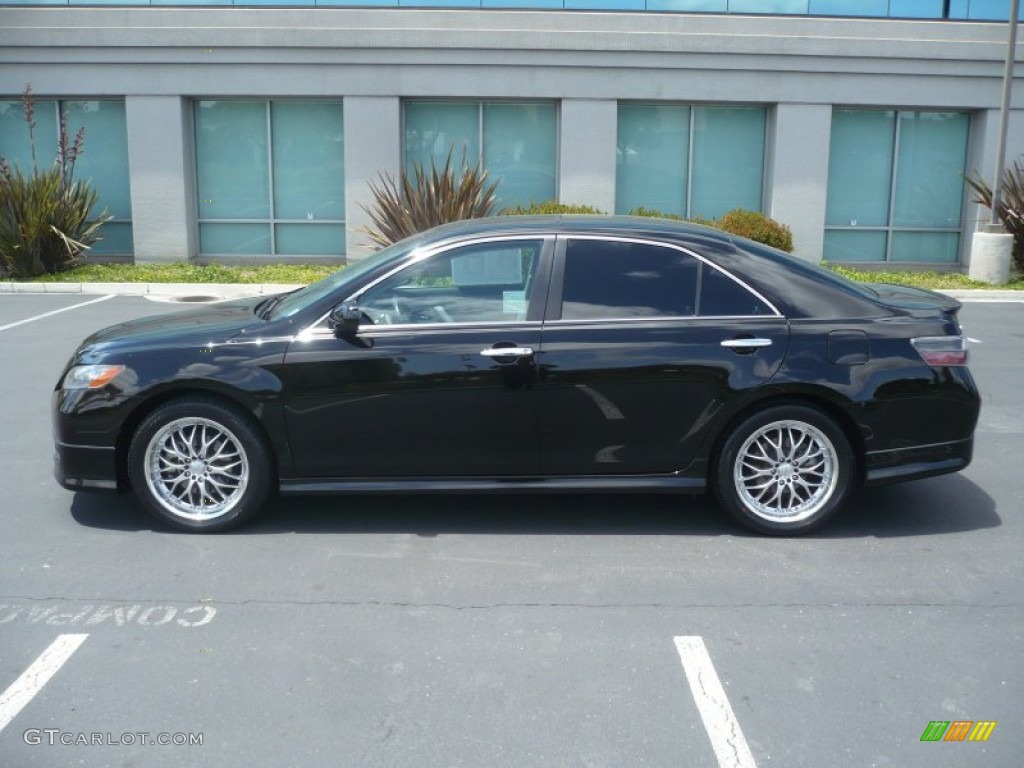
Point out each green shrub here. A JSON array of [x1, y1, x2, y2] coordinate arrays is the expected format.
[[627, 206, 684, 221], [966, 157, 1024, 273], [714, 208, 794, 253], [0, 86, 111, 278], [503, 201, 605, 215], [360, 149, 499, 250], [629, 206, 791, 251], [628, 207, 717, 228]]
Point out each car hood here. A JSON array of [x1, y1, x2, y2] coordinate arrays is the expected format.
[[77, 296, 268, 353], [864, 283, 962, 315]]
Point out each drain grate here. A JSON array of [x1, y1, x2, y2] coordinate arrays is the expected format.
[[169, 295, 222, 303]]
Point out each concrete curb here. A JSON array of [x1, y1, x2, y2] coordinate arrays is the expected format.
[[940, 289, 1024, 301], [0, 282, 304, 298]]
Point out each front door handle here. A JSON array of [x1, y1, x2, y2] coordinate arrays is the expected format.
[[721, 338, 772, 350], [480, 346, 535, 358]]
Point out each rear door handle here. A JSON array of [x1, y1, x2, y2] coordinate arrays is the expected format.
[[480, 346, 535, 358], [720, 338, 772, 349]]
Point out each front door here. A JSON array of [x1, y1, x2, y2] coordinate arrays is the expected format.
[[280, 237, 551, 478]]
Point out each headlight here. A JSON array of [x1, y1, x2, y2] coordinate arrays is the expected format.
[[61, 364, 126, 390]]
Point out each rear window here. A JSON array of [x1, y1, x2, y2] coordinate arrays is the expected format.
[[561, 239, 698, 319], [737, 240, 880, 302], [699, 267, 774, 317]]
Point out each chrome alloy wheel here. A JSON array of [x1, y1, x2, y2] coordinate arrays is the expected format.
[[143, 417, 250, 521], [733, 419, 839, 523]]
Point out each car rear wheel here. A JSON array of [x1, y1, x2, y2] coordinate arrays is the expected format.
[[713, 405, 854, 535], [128, 397, 272, 532]]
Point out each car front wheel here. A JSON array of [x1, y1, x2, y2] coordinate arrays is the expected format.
[[713, 405, 854, 535], [128, 397, 272, 532]]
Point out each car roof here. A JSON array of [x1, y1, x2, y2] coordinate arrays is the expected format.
[[424, 214, 737, 245]]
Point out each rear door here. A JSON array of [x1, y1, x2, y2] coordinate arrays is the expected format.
[[535, 235, 789, 476]]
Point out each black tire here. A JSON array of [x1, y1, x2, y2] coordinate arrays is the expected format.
[[712, 404, 855, 536], [128, 397, 272, 532]]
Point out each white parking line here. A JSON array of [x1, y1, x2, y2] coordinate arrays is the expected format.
[[674, 636, 757, 768], [0, 634, 88, 733], [958, 298, 1024, 303], [0, 294, 115, 332]]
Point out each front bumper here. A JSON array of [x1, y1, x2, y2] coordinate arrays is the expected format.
[[864, 436, 973, 487], [53, 387, 124, 492], [54, 441, 119, 491]]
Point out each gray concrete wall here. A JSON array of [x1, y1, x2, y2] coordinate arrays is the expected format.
[[1, 7, 1020, 263], [766, 103, 833, 261], [124, 96, 193, 262], [343, 96, 401, 258], [558, 99, 617, 214]]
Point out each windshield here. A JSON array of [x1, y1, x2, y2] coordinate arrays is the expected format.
[[268, 233, 430, 319]]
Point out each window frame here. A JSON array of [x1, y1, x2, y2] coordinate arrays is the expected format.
[[401, 99, 560, 210], [192, 98, 346, 259], [823, 107, 971, 265], [546, 235, 782, 323], [615, 101, 769, 220]]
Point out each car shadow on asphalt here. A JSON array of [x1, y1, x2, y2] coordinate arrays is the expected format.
[[70, 472, 998, 538]]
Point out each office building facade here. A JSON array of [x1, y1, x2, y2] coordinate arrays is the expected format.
[[1, 3, 1021, 264]]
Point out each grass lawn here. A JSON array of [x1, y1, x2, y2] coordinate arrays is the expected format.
[[19, 262, 339, 285], [7, 261, 1023, 290], [828, 265, 1024, 290]]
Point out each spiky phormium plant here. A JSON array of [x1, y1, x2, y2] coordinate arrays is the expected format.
[[966, 157, 1024, 273], [360, 149, 499, 250], [0, 85, 111, 277]]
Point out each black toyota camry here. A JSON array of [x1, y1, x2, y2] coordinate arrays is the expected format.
[[53, 216, 980, 535]]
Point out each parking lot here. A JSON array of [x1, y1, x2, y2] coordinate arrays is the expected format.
[[0, 292, 1021, 767]]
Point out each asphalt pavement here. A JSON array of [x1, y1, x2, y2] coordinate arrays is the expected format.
[[0, 293, 1021, 767]]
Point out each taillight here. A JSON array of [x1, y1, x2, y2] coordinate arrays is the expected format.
[[911, 336, 968, 367]]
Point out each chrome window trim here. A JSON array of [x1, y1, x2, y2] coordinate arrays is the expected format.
[[559, 234, 783, 319], [295, 313, 783, 341], [542, 315, 785, 327], [296, 320, 543, 341]]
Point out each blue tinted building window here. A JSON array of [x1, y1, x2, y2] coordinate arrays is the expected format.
[[616, 103, 766, 219], [404, 101, 557, 210], [980, 0, 1024, 19], [889, 0, 946, 17], [728, 0, 809, 13], [947, 0, 969, 14], [824, 109, 968, 263], [0, 98, 132, 255], [195, 100, 344, 257], [564, 0, 645, 8], [648, 1, 729, 10], [809, 0, 889, 16]]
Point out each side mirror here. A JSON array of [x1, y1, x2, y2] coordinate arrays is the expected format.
[[330, 301, 362, 337]]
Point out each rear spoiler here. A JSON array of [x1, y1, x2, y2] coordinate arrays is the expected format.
[[862, 283, 962, 317]]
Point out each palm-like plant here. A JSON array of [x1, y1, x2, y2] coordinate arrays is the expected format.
[[361, 149, 499, 250], [0, 86, 111, 277], [966, 157, 1024, 273]]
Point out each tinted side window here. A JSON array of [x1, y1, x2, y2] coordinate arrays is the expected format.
[[560, 239, 698, 320], [358, 240, 543, 325], [699, 267, 774, 317]]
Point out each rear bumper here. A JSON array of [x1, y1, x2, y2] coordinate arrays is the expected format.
[[864, 437, 973, 487], [54, 441, 119, 491]]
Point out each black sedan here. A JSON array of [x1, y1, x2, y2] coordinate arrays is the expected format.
[[53, 216, 980, 535]]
